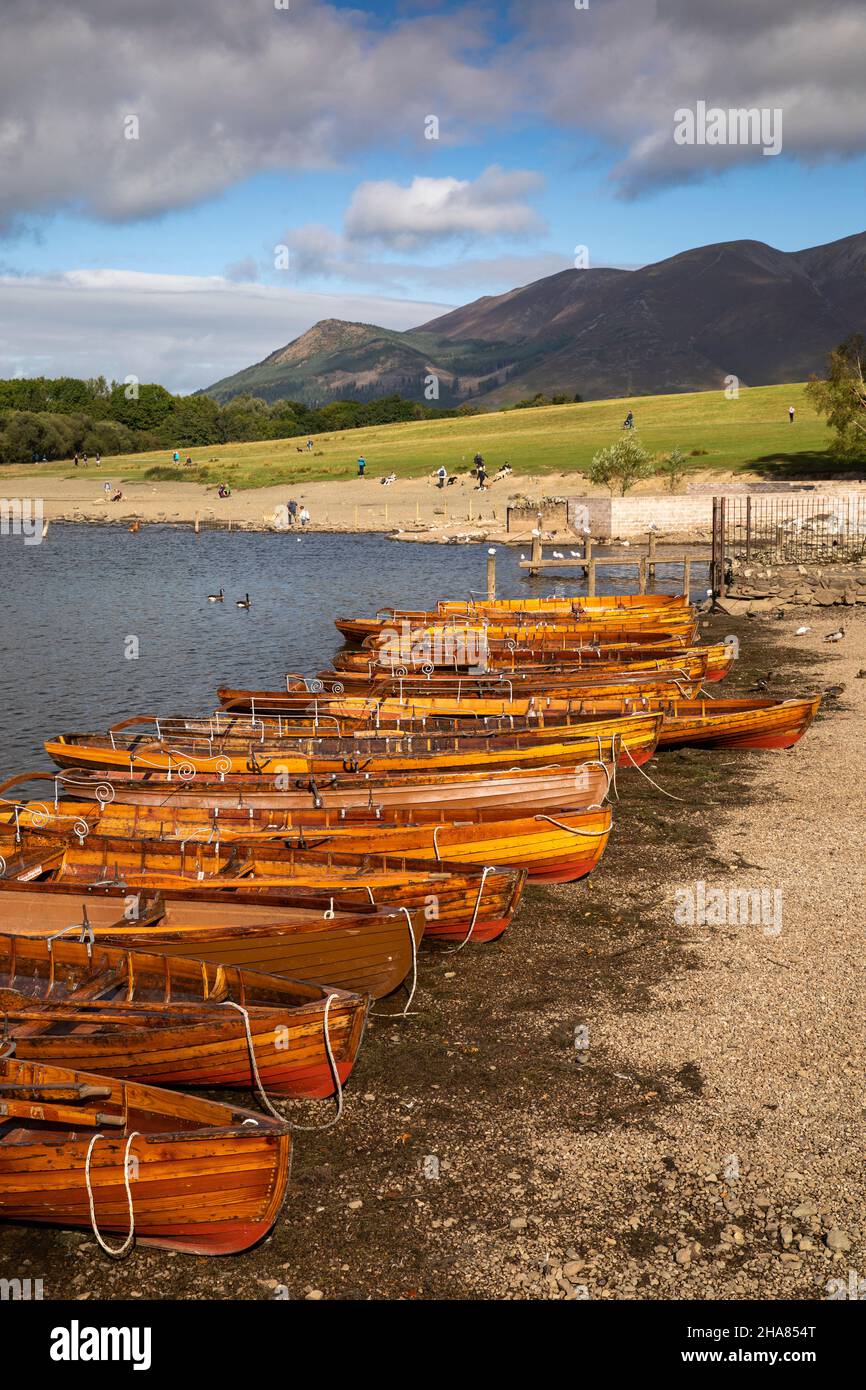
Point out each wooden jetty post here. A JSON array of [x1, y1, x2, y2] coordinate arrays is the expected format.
[[194, 511, 200, 535], [682, 554, 692, 598], [647, 529, 656, 585], [486, 550, 496, 601], [587, 557, 596, 596], [638, 556, 647, 593]]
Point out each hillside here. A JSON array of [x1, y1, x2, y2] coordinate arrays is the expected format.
[[202, 231, 866, 408]]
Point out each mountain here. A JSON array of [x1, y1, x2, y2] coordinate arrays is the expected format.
[[202, 231, 866, 407]]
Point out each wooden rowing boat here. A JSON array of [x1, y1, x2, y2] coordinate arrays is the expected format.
[[0, 833, 527, 945], [0, 1056, 291, 1254], [0, 798, 612, 885], [222, 665, 706, 708], [337, 613, 699, 645], [0, 882, 423, 998], [305, 694, 821, 750], [436, 594, 691, 615], [0, 934, 367, 1098], [44, 710, 663, 776], [26, 761, 614, 814], [356, 637, 732, 682], [322, 656, 708, 689]]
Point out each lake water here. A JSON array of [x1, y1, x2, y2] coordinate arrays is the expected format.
[[0, 524, 708, 774]]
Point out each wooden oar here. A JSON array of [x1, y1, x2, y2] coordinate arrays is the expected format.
[[0, 1082, 112, 1100], [0, 1098, 124, 1127]]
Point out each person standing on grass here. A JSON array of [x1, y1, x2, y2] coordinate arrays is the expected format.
[[789, 405, 795, 423], [358, 456, 366, 477], [173, 450, 180, 463]]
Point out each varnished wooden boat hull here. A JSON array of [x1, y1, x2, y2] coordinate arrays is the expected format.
[[0, 883, 424, 998], [223, 666, 706, 707], [37, 762, 613, 814], [0, 1057, 291, 1255], [0, 834, 526, 946], [2, 801, 611, 886], [44, 711, 662, 776], [0, 935, 367, 1098], [655, 695, 821, 749]]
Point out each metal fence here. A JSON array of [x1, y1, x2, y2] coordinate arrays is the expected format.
[[714, 494, 866, 578]]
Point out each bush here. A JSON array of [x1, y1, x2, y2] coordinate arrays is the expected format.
[[655, 448, 688, 493], [588, 435, 654, 495]]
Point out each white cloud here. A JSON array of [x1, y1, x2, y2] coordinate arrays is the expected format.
[[344, 167, 546, 249], [0, 0, 510, 227], [0, 270, 453, 393], [516, 0, 866, 195]]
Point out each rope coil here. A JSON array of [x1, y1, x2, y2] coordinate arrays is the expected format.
[[84, 1130, 140, 1258]]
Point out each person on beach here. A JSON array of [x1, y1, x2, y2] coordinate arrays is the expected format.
[[357, 456, 366, 477], [103, 481, 111, 493], [287, 498, 298, 526], [218, 482, 231, 498], [300, 505, 310, 527], [789, 405, 795, 423], [476, 462, 487, 490], [111, 489, 123, 502], [436, 465, 447, 488], [473, 452, 484, 470]]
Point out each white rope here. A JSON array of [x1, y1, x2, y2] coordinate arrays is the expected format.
[[84, 1130, 140, 1258], [372, 907, 419, 1018], [222, 995, 344, 1130], [446, 865, 493, 953], [533, 813, 611, 837], [621, 741, 687, 801]]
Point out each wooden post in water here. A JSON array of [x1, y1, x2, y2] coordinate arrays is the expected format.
[[486, 551, 496, 601], [682, 554, 691, 598], [588, 558, 597, 596], [583, 534, 593, 577], [647, 529, 656, 585], [638, 556, 647, 593], [194, 511, 200, 535], [528, 511, 543, 576]]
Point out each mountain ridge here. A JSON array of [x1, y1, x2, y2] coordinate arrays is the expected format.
[[201, 231, 866, 407]]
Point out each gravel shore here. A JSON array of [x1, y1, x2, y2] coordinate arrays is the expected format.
[[1, 608, 860, 1301]]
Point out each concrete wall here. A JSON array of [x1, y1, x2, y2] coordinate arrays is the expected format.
[[569, 492, 866, 540]]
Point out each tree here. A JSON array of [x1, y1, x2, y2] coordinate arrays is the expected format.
[[655, 447, 687, 493], [588, 435, 654, 495], [806, 333, 866, 459]]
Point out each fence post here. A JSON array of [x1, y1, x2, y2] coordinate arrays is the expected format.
[[486, 552, 496, 601], [720, 497, 727, 597], [745, 496, 752, 560]]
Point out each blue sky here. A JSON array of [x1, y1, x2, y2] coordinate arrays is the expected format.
[[1, 0, 864, 390]]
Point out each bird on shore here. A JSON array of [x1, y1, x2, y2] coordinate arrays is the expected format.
[[824, 627, 845, 643], [235, 593, 251, 609], [794, 625, 810, 635], [208, 588, 224, 602]]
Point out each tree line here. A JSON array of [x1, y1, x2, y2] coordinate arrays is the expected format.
[[0, 377, 489, 466]]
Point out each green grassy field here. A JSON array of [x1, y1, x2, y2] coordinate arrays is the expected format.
[[10, 381, 846, 491]]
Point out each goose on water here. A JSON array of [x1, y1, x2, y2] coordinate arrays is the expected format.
[[208, 588, 224, 602], [236, 593, 251, 609]]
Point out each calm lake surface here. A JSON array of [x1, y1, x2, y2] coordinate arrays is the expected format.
[[0, 525, 708, 774]]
